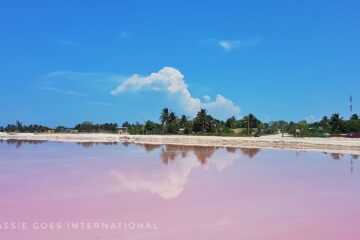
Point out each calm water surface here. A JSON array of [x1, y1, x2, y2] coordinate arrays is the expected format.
[[0, 140, 359, 240]]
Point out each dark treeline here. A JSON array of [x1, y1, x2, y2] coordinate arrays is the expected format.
[[123, 108, 263, 135], [122, 108, 360, 137], [0, 121, 51, 133], [0, 121, 118, 133], [286, 113, 360, 136], [1, 109, 359, 137], [73, 121, 118, 133]]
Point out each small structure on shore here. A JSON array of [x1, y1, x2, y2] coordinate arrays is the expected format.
[[116, 127, 128, 134], [64, 129, 79, 133]]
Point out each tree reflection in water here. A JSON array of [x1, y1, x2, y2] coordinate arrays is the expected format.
[[135, 144, 261, 165], [76, 142, 118, 148], [330, 153, 343, 160], [1, 139, 47, 149], [4, 140, 357, 165]]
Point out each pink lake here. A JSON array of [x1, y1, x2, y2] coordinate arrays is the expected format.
[[0, 140, 359, 240]]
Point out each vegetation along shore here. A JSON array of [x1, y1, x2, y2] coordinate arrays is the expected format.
[[1, 108, 360, 155], [1, 108, 359, 137]]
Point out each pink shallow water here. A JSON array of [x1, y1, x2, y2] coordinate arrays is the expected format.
[[0, 140, 359, 240]]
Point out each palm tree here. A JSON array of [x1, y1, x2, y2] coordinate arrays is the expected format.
[[160, 108, 170, 126], [179, 115, 188, 127], [321, 116, 329, 122], [15, 120, 23, 132], [225, 116, 237, 128], [193, 109, 211, 133], [168, 112, 177, 123], [351, 114, 359, 120], [320, 116, 330, 131], [197, 109, 208, 132], [329, 113, 342, 132]]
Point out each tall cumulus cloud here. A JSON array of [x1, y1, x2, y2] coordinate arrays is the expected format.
[[111, 67, 240, 118]]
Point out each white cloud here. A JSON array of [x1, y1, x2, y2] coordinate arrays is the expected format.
[[111, 155, 200, 199], [110, 148, 236, 200], [37, 86, 87, 96], [218, 40, 241, 51], [203, 95, 211, 102], [111, 67, 240, 118], [218, 37, 261, 52]]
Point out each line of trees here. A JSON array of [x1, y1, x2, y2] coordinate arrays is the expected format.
[[1, 110, 359, 137], [124, 108, 263, 135], [124, 109, 360, 137], [124, 108, 225, 135], [0, 121, 118, 133], [285, 113, 360, 136], [0, 121, 51, 133], [73, 121, 118, 133]]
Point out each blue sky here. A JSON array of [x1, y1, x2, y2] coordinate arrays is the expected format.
[[0, 0, 359, 127]]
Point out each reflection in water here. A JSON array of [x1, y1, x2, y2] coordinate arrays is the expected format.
[[226, 147, 237, 153], [1, 138, 263, 166], [159, 145, 216, 165], [160, 146, 178, 165], [76, 142, 118, 148], [193, 146, 217, 164], [136, 144, 261, 165], [350, 155, 359, 175], [122, 141, 131, 147], [1, 142, 360, 240], [111, 145, 261, 199], [138, 143, 162, 153], [226, 147, 262, 158], [0, 139, 120, 149], [323, 152, 360, 174], [331, 153, 343, 160], [111, 145, 237, 199], [240, 148, 261, 158], [0, 139, 47, 148], [322, 152, 360, 162], [2, 139, 357, 164]]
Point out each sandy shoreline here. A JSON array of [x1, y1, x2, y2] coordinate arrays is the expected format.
[[1, 132, 360, 155]]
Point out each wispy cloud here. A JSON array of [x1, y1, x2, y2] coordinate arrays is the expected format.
[[36, 86, 87, 96], [218, 37, 261, 52], [48, 37, 77, 46], [43, 71, 102, 80], [117, 31, 133, 39], [41, 71, 123, 84], [87, 101, 112, 106], [200, 37, 261, 52], [45, 35, 89, 47], [111, 67, 240, 118], [218, 40, 241, 51], [36, 71, 125, 106]]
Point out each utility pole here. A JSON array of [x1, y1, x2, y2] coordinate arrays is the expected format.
[[350, 95, 353, 118], [247, 114, 250, 135]]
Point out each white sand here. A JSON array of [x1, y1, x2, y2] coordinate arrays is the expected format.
[[1, 132, 360, 155]]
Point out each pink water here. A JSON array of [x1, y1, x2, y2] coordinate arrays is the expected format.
[[0, 140, 359, 240]]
